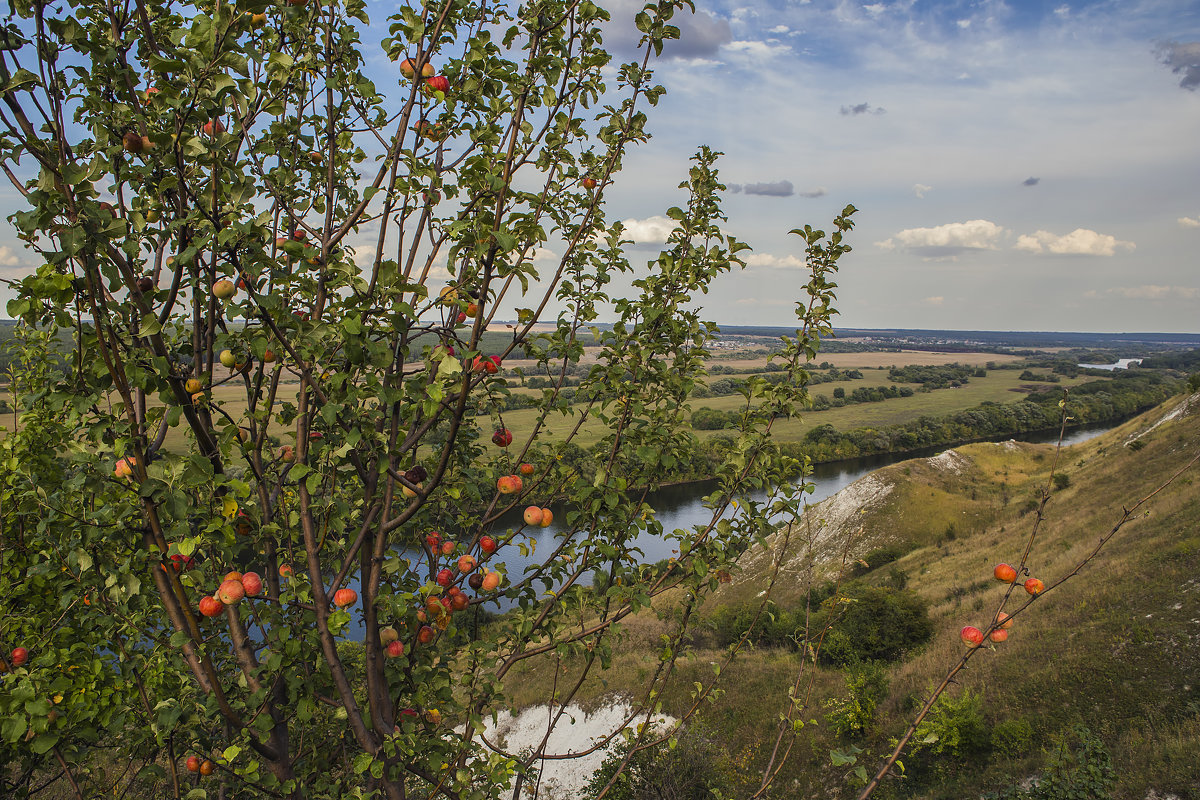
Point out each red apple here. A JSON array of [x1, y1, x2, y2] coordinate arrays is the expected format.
[[333, 588, 357, 607], [539, 508, 553, 527], [481, 571, 501, 592], [199, 595, 224, 618], [425, 75, 450, 94], [386, 640, 405, 658], [241, 572, 263, 597], [989, 628, 1009, 643], [278, 445, 295, 463], [199, 760, 214, 776], [436, 568, 453, 587], [186, 756, 200, 773], [11, 647, 28, 667], [114, 456, 137, 480], [996, 611, 1013, 630], [425, 531, 441, 549], [518, 463, 535, 476], [523, 506, 543, 526], [202, 119, 225, 137], [279, 564, 294, 578], [224, 570, 243, 583], [417, 625, 435, 644], [440, 540, 455, 556], [218, 579, 245, 605], [582, 177, 597, 189], [492, 429, 513, 447], [960, 626, 984, 647], [479, 535, 497, 555], [451, 592, 469, 611], [457, 554, 476, 573], [1024, 577, 1045, 596], [993, 563, 1017, 583], [497, 474, 523, 495]]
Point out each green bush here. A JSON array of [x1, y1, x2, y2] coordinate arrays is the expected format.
[[910, 689, 990, 761], [990, 717, 1035, 758], [825, 662, 890, 739], [987, 725, 1114, 800], [814, 584, 934, 666]]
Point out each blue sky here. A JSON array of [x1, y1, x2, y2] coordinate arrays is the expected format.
[[1, 0, 1197, 332], [592, 0, 1200, 331]]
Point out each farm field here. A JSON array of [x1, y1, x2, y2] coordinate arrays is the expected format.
[[1, 352, 1099, 452]]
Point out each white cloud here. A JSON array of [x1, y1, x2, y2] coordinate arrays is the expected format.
[[923, 296, 945, 306], [862, 3, 886, 18], [723, 40, 792, 60], [1013, 228, 1134, 256], [744, 253, 806, 268], [1178, 216, 1200, 228], [875, 220, 1004, 253], [1107, 285, 1200, 300], [532, 247, 559, 262], [619, 215, 674, 244], [912, 184, 933, 198], [769, 24, 789, 34], [0, 246, 20, 267]]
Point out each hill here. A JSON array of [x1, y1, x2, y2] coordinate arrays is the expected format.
[[500, 391, 1200, 799]]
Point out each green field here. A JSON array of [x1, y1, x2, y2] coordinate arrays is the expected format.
[[1, 356, 1104, 454], [484, 368, 1103, 448]]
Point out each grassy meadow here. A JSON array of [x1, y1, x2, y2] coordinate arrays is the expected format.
[[497, 392, 1200, 798]]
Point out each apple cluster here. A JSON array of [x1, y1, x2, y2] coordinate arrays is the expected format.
[[198, 571, 264, 618], [961, 564, 1048, 648]]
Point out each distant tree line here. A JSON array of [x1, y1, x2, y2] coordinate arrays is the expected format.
[[787, 371, 1178, 464]]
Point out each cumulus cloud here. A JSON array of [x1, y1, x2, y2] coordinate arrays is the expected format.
[[1013, 228, 1134, 256], [0, 245, 20, 267], [912, 184, 932, 198], [840, 102, 885, 116], [1023, 177, 1040, 186], [1178, 216, 1200, 228], [875, 220, 1004, 255], [1155, 40, 1200, 90], [743, 180, 794, 197], [744, 253, 805, 268], [797, 187, 827, 198], [1106, 285, 1200, 300], [619, 215, 674, 244]]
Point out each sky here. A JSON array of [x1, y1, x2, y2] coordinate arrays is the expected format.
[[590, 0, 1200, 332], [1, 0, 1198, 333]]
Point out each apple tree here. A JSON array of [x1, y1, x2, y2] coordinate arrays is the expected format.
[[0, 0, 855, 796]]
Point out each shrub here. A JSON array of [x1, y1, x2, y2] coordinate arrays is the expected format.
[[991, 717, 1035, 759], [825, 662, 890, 739], [910, 689, 990, 761], [815, 584, 934, 665]]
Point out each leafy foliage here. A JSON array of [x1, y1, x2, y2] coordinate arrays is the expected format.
[[0, 0, 858, 794]]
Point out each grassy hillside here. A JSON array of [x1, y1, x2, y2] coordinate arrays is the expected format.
[[501, 392, 1200, 799]]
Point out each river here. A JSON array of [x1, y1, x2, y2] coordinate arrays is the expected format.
[[337, 418, 1121, 631]]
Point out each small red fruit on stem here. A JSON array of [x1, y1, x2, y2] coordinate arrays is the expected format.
[[960, 626, 984, 647], [1024, 577, 1045, 595], [333, 588, 357, 607], [11, 647, 29, 667], [186, 756, 201, 773], [993, 563, 1017, 583], [492, 429, 513, 447]]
